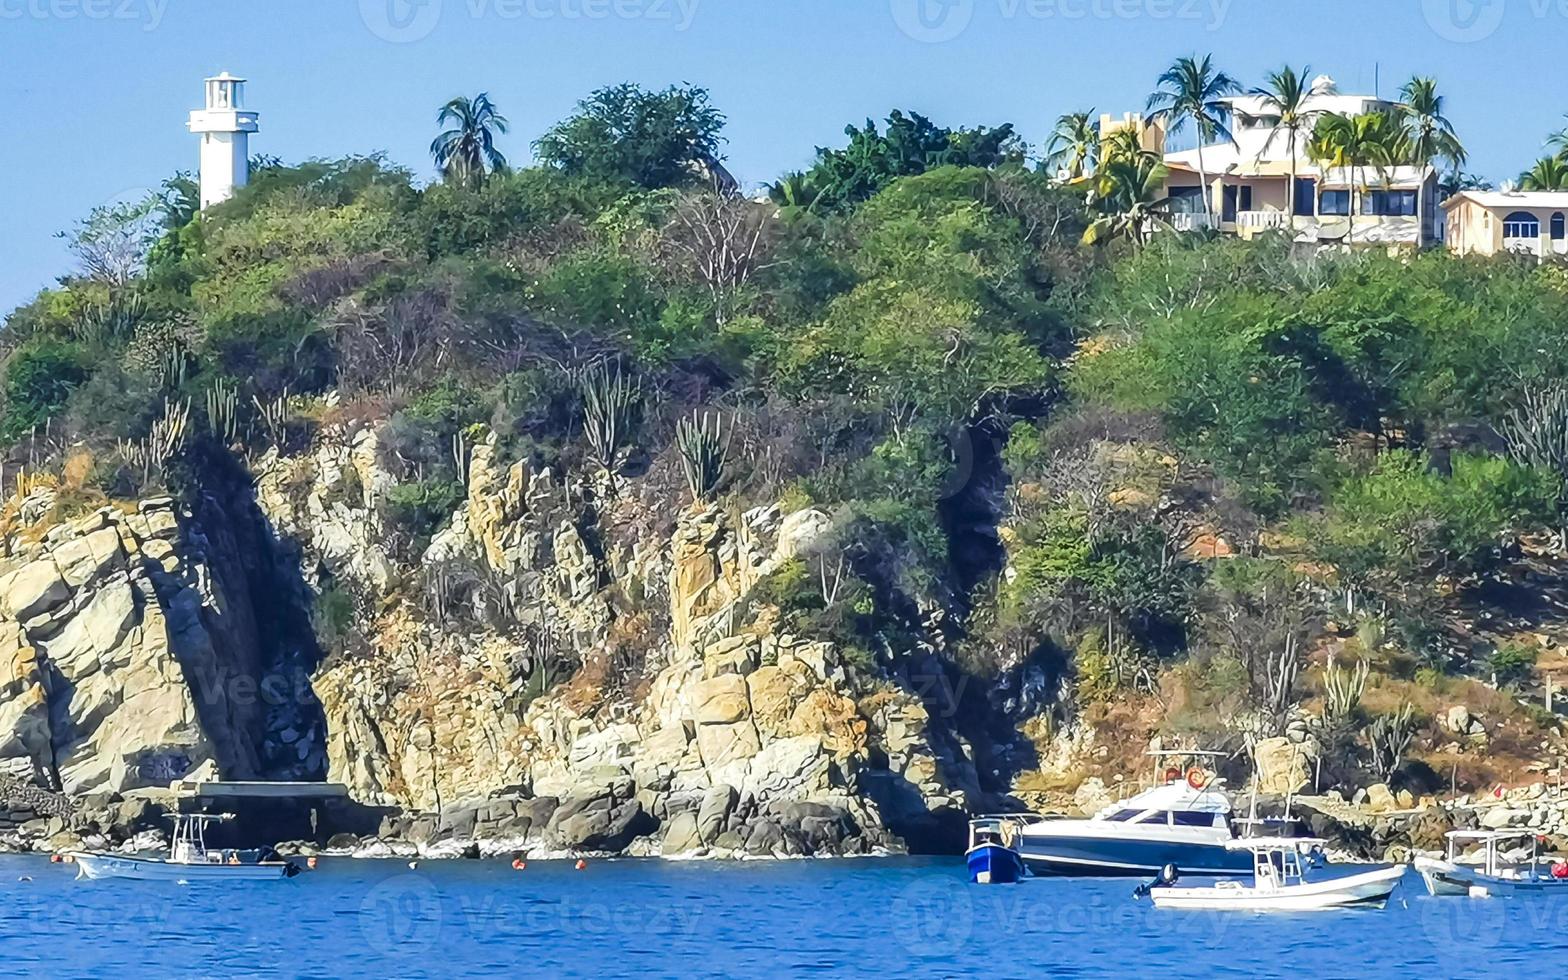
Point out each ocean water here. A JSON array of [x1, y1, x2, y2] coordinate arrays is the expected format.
[[1, 855, 1565, 977]]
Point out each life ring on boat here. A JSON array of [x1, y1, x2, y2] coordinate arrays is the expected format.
[[1164, 767, 1182, 784], [1552, 863, 1568, 880], [1186, 767, 1208, 790]]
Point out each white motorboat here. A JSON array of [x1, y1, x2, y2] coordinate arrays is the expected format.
[[1017, 750, 1256, 877], [1147, 838, 1404, 911], [1415, 829, 1568, 897], [70, 813, 300, 882]]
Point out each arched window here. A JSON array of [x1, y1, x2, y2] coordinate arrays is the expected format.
[[1503, 211, 1541, 240], [1553, 213, 1566, 241]]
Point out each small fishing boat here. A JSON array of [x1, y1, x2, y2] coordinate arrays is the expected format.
[[966, 816, 1027, 884], [70, 814, 300, 882], [1143, 838, 1404, 911], [1415, 829, 1568, 897]]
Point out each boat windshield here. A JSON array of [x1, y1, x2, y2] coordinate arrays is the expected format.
[[1105, 808, 1223, 827]]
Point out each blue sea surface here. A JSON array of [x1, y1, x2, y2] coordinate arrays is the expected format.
[[1, 855, 1564, 977]]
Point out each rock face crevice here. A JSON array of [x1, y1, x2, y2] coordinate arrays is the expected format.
[[0, 427, 1006, 855]]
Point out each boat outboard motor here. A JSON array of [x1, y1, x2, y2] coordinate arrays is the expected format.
[[1133, 863, 1180, 899]]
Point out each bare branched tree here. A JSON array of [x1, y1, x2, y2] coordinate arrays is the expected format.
[[660, 181, 775, 322]]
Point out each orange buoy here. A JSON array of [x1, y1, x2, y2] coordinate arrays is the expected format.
[[49, 854, 61, 864], [1163, 767, 1182, 784], [306, 856, 319, 870], [575, 859, 587, 871], [511, 857, 525, 871]]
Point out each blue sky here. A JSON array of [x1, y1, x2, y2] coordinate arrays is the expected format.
[[0, 0, 1560, 312]]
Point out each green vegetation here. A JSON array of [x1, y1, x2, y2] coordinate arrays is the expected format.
[[9, 66, 1568, 788]]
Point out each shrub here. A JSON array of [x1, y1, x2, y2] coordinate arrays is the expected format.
[[2, 338, 90, 441]]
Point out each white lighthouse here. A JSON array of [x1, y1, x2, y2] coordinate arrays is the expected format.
[[187, 72, 260, 210]]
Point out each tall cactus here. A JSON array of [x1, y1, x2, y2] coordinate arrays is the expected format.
[[1323, 657, 1368, 724], [1502, 383, 1568, 549], [206, 378, 241, 444], [579, 364, 640, 488], [677, 411, 730, 502]]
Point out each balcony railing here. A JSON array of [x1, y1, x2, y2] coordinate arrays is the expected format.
[[1168, 212, 1214, 232], [1237, 210, 1291, 230]]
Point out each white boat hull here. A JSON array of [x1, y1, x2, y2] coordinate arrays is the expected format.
[[70, 852, 296, 882], [1150, 865, 1405, 911], [1414, 856, 1475, 896]]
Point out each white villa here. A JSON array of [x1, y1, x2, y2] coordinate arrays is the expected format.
[[1106, 76, 1441, 248]]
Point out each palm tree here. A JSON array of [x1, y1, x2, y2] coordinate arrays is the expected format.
[[1146, 54, 1241, 224], [431, 93, 510, 190], [1520, 157, 1568, 192], [1397, 77, 1465, 243], [1083, 156, 1173, 247], [1100, 127, 1160, 169], [1043, 110, 1099, 180], [768, 170, 825, 219], [1250, 65, 1314, 227], [1545, 114, 1568, 159], [1309, 112, 1399, 245]]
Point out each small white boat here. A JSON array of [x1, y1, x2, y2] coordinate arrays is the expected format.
[[1415, 829, 1568, 897], [70, 814, 299, 882], [1147, 837, 1404, 911]]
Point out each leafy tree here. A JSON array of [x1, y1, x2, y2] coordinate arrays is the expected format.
[[2, 338, 90, 440], [801, 110, 1024, 211], [431, 93, 510, 190], [1145, 54, 1241, 224], [535, 83, 726, 190]]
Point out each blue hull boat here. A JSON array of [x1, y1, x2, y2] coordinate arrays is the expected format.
[[967, 843, 1026, 884]]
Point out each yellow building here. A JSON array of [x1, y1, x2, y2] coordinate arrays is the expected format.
[[1111, 76, 1440, 248], [1442, 190, 1568, 258]]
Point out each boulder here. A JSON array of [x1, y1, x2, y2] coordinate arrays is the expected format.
[[1364, 783, 1398, 813], [0, 561, 70, 622], [696, 784, 737, 843], [546, 791, 650, 852], [693, 674, 751, 726], [1254, 737, 1314, 796], [661, 810, 702, 854]]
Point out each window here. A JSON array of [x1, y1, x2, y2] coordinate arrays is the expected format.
[[1320, 190, 1351, 216], [1171, 811, 1220, 828], [1238, 186, 1254, 212], [1168, 186, 1205, 214], [1293, 178, 1316, 217], [1364, 190, 1417, 217], [1553, 213, 1566, 241], [1503, 211, 1541, 240]]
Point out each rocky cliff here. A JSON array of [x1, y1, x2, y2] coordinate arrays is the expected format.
[[0, 425, 992, 856]]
